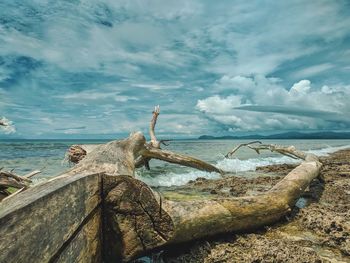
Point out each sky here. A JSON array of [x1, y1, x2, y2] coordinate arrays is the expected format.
[[0, 0, 350, 139]]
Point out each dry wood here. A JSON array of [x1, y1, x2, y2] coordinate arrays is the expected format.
[[141, 147, 224, 174], [0, 173, 101, 263], [101, 143, 321, 261], [63, 130, 322, 261], [0, 169, 41, 201], [67, 106, 225, 175], [149, 105, 161, 149], [0, 107, 324, 262]]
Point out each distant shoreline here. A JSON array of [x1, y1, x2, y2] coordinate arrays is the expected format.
[[1, 131, 350, 141], [198, 131, 350, 140]]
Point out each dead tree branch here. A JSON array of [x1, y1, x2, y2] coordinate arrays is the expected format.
[[64, 133, 322, 261], [67, 106, 225, 175], [0, 169, 41, 201], [149, 105, 161, 149], [226, 141, 308, 160]]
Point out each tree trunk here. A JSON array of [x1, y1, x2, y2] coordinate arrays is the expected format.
[[1, 107, 323, 262], [63, 132, 322, 261]]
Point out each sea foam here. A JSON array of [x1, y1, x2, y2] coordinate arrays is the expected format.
[[137, 144, 350, 187]]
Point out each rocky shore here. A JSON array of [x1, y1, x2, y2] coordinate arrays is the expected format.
[[137, 149, 350, 262]]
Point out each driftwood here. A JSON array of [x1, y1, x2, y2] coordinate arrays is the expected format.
[[0, 169, 41, 201], [63, 108, 322, 261], [67, 106, 225, 175], [92, 136, 321, 261], [0, 107, 323, 262], [0, 173, 102, 263]]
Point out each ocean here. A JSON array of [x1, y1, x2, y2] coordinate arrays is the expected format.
[[1, 139, 350, 187]]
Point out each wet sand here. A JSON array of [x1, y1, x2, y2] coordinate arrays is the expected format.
[[137, 149, 350, 262]]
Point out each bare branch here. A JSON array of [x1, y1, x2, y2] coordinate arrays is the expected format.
[[226, 141, 308, 160], [149, 105, 161, 149], [0, 169, 39, 200], [225, 141, 262, 157], [24, 170, 41, 178], [142, 147, 225, 175], [1, 170, 32, 183]]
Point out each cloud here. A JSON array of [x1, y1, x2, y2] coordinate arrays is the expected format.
[[291, 63, 335, 79], [1, 1, 350, 137], [0, 116, 16, 134], [197, 95, 242, 114], [290, 80, 311, 94], [54, 126, 86, 131], [131, 82, 183, 90], [196, 77, 350, 132], [56, 89, 138, 102]]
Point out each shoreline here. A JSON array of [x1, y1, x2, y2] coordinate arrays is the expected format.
[[139, 149, 350, 262]]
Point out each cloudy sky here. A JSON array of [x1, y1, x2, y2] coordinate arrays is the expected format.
[[0, 0, 350, 139]]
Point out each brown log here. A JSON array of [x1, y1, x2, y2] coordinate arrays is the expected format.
[[62, 133, 322, 261], [65, 106, 223, 175], [101, 151, 321, 261], [0, 108, 324, 262]]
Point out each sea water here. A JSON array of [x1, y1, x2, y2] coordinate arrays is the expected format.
[[1, 139, 349, 187]]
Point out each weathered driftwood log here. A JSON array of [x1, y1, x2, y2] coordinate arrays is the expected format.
[[63, 131, 322, 261], [67, 106, 225, 175], [0, 108, 323, 263]]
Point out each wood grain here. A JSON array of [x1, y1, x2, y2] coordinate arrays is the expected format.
[[0, 172, 102, 263]]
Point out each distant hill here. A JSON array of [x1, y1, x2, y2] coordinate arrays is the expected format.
[[198, 131, 350, 140]]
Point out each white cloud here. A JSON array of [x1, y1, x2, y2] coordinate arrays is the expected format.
[[56, 90, 138, 102], [1, 1, 350, 137], [290, 80, 311, 94], [197, 95, 242, 114], [196, 76, 350, 132], [291, 63, 335, 79], [0, 116, 16, 134], [131, 82, 183, 90]]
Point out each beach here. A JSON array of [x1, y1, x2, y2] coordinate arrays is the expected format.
[[1, 140, 349, 262], [143, 149, 350, 262]]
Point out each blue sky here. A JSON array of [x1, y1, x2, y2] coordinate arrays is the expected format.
[[0, 0, 350, 139]]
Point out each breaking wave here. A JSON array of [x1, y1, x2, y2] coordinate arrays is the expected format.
[[137, 144, 350, 187]]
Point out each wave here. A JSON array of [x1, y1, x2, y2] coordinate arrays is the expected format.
[[137, 144, 350, 187], [305, 144, 350, 156]]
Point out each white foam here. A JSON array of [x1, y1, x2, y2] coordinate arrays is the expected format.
[[136, 170, 221, 187], [137, 144, 350, 187], [216, 156, 299, 173], [306, 144, 350, 156]]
